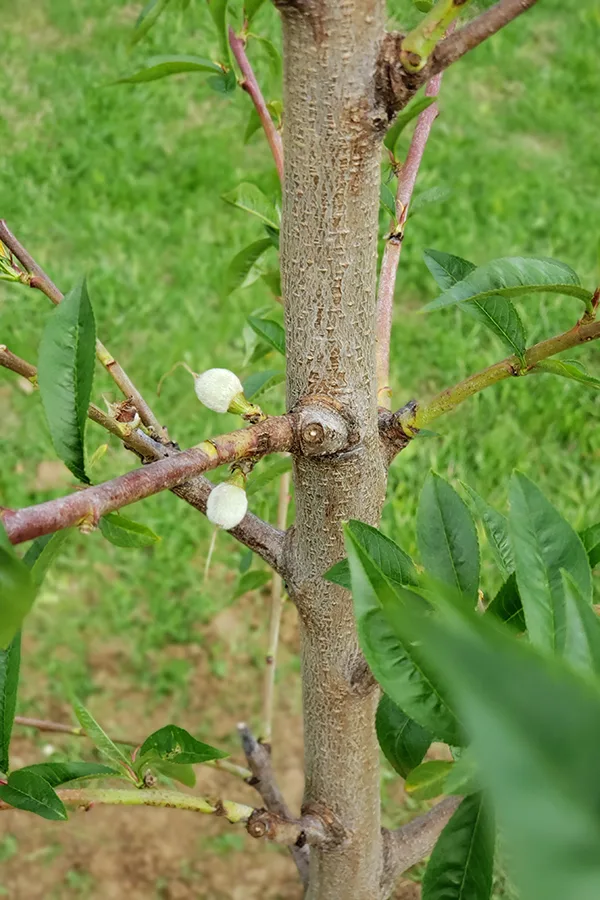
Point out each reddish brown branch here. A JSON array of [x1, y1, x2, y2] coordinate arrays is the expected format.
[[375, 71, 444, 406], [1, 415, 297, 545], [430, 0, 539, 76], [228, 27, 284, 183], [0, 220, 164, 436], [0, 347, 286, 571]]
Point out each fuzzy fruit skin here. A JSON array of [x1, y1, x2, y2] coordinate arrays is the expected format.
[[194, 369, 244, 413], [206, 483, 248, 530]]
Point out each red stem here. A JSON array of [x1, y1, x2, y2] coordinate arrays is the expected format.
[[375, 71, 444, 405], [228, 27, 284, 183]]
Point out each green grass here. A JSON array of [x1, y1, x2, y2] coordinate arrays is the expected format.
[[0, 0, 599, 891]]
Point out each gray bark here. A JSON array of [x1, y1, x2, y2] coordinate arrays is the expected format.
[[279, 2, 388, 897]]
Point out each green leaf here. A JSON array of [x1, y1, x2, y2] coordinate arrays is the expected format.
[[375, 693, 432, 778], [38, 277, 96, 484], [207, 0, 230, 64], [409, 603, 600, 900], [485, 573, 525, 631], [221, 184, 279, 230], [152, 760, 196, 788], [206, 69, 237, 94], [72, 700, 134, 775], [130, 0, 171, 45], [325, 522, 417, 592], [247, 316, 285, 355], [533, 358, 600, 390], [405, 760, 454, 800], [232, 570, 271, 600], [408, 185, 452, 218], [114, 55, 223, 85], [244, 0, 266, 24], [242, 370, 284, 400], [384, 96, 436, 155], [0, 531, 37, 650], [509, 472, 592, 652], [424, 250, 526, 359], [0, 770, 67, 821], [138, 724, 227, 766], [0, 633, 20, 774], [379, 182, 397, 219], [422, 794, 495, 900], [461, 483, 514, 578], [246, 457, 292, 496], [423, 256, 592, 312], [562, 571, 600, 675], [417, 473, 480, 606], [18, 762, 117, 787], [261, 269, 281, 297], [23, 532, 71, 588], [580, 523, 600, 569], [253, 36, 282, 75], [99, 513, 161, 549], [345, 522, 462, 744], [225, 239, 272, 295], [244, 107, 262, 144]]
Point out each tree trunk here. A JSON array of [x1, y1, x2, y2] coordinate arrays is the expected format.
[[280, 2, 388, 897]]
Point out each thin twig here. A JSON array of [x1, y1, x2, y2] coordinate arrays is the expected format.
[[375, 71, 444, 407], [380, 797, 461, 898], [0, 347, 286, 571], [0, 220, 164, 437], [0, 415, 297, 544], [238, 723, 311, 886], [429, 0, 540, 76], [228, 27, 284, 183], [383, 316, 600, 459], [260, 469, 291, 745]]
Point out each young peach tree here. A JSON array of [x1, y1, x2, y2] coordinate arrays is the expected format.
[[1, 1, 599, 898]]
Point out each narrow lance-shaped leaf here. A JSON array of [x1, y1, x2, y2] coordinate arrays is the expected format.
[[18, 762, 118, 787], [423, 256, 592, 312], [99, 513, 161, 549], [242, 370, 284, 401], [226, 239, 272, 295], [407, 600, 600, 900], [38, 277, 96, 484], [417, 473, 480, 606], [344, 522, 462, 744], [461, 483, 514, 578], [137, 724, 227, 766], [247, 316, 285, 356], [405, 760, 455, 800], [580, 523, 600, 569], [232, 570, 271, 600], [207, 0, 231, 65], [246, 457, 292, 496], [0, 523, 36, 650], [325, 521, 417, 592], [221, 184, 280, 230], [561, 571, 600, 676], [384, 95, 436, 156], [130, 0, 171, 46], [485, 573, 525, 632], [114, 55, 223, 85], [509, 472, 592, 653], [408, 185, 452, 219], [0, 770, 67, 821], [244, 0, 267, 25], [72, 700, 135, 777], [0, 532, 70, 774], [533, 358, 600, 390], [375, 693, 432, 778], [424, 249, 526, 360], [380, 182, 397, 220], [422, 794, 495, 900]]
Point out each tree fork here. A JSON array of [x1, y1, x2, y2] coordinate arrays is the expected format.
[[279, 2, 388, 896]]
